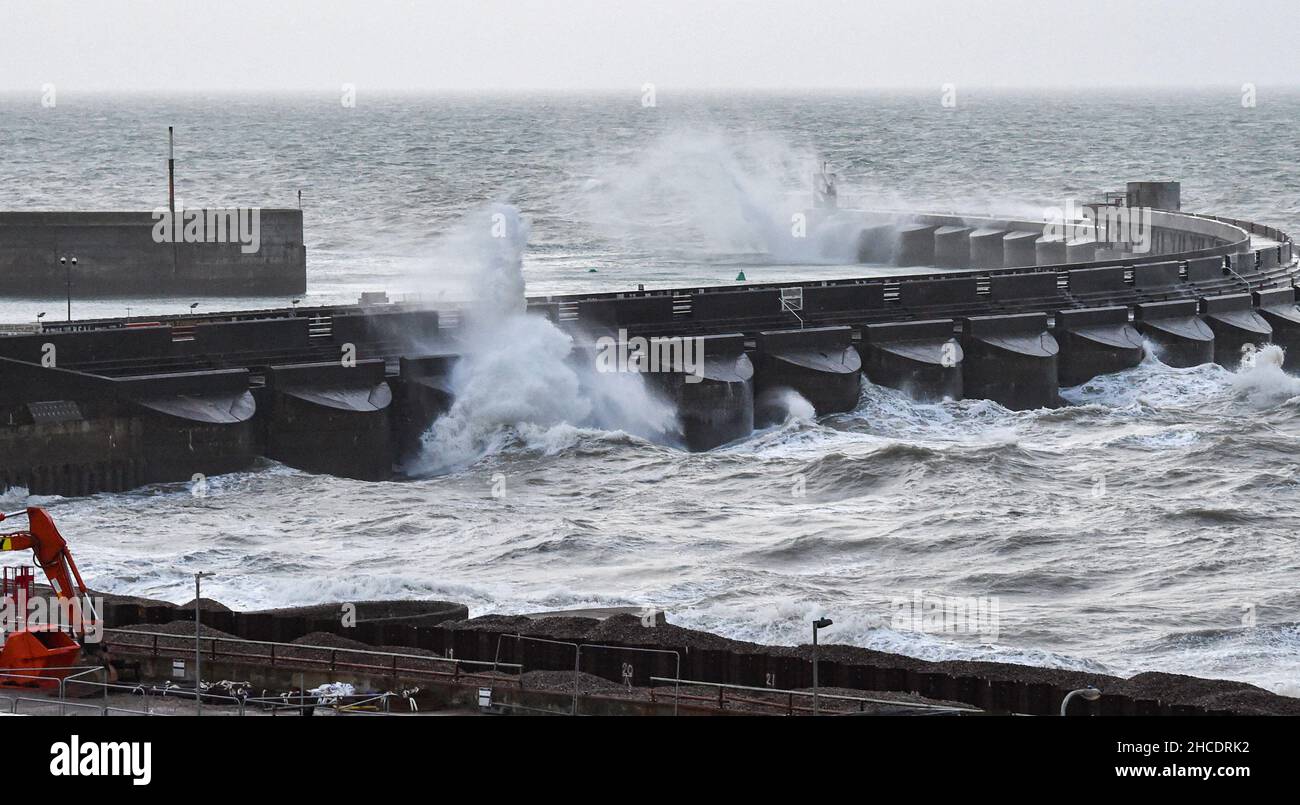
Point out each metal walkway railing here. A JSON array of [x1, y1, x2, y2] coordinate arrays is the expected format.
[[648, 676, 983, 716]]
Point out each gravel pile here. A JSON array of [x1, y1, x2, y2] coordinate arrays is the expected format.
[[440, 614, 600, 641], [523, 670, 631, 696], [117, 621, 238, 638], [1112, 672, 1300, 716], [176, 597, 233, 612], [587, 614, 743, 651], [290, 631, 371, 650], [111, 621, 263, 654], [246, 599, 467, 624]]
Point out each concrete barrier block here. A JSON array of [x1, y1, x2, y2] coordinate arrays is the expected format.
[[970, 228, 1006, 268], [647, 333, 753, 450], [194, 318, 310, 354], [1066, 237, 1098, 263], [1255, 288, 1300, 370], [754, 326, 860, 417], [265, 360, 393, 479], [1067, 266, 1127, 295], [1134, 300, 1214, 367], [895, 224, 938, 266], [577, 296, 675, 328], [855, 223, 897, 263], [331, 310, 441, 348], [691, 290, 781, 321], [1034, 237, 1068, 266], [1231, 251, 1258, 273], [1003, 230, 1040, 267], [1132, 261, 1182, 289], [0, 325, 174, 367], [801, 283, 884, 315], [964, 312, 1051, 340], [859, 319, 962, 401], [961, 313, 1059, 409], [990, 272, 1061, 301], [934, 225, 973, 267], [1202, 293, 1271, 366], [1053, 306, 1143, 386], [898, 277, 978, 308], [1185, 256, 1226, 283]]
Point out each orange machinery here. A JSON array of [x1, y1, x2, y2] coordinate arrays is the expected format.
[[0, 507, 93, 685]]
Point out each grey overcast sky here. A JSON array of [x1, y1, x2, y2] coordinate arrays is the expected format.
[[1, 0, 1297, 92]]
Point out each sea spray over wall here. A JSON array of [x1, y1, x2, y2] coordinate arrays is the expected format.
[[577, 130, 1058, 267], [580, 130, 868, 264], [408, 204, 679, 475], [1229, 344, 1300, 406]]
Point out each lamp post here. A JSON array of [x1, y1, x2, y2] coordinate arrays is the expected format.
[[194, 571, 214, 715], [812, 617, 833, 716], [1060, 686, 1101, 716], [36, 311, 45, 331], [60, 256, 76, 321]]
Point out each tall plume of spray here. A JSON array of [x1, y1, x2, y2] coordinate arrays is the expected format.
[[580, 130, 866, 264], [407, 203, 679, 475], [578, 129, 1067, 266]]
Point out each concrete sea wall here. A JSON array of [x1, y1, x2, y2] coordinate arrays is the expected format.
[[0, 210, 306, 296], [0, 206, 1294, 494]]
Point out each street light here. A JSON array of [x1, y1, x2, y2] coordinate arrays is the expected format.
[[1060, 686, 1101, 716], [193, 571, 215, 715], [36, 311, 45, 331], [812, 617, 833, 716], [59, 256, 76, 321]]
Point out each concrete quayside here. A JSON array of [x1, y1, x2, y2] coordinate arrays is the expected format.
[[0, 185, 1296, 495]]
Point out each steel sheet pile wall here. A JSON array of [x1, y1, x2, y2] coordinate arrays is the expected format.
[[99, 600, 1229, 715]]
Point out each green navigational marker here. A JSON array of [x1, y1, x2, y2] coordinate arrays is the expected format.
[[735, 270, 747, 281]]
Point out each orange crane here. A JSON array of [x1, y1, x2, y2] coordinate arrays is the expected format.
[[0, 507, 94, 685]]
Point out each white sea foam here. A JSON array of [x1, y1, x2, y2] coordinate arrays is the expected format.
[[407, 204, 679, 474], [1229, 344, 1300, 406]]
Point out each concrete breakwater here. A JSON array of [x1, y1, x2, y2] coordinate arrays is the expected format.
[[0, 210, 306, 296], [0, 204, 1295, 495]]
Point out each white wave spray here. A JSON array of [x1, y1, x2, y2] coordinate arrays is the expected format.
[[407, 204, 679, 475], [580, 130, 868, 264]]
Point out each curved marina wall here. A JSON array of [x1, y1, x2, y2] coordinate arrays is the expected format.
[[0, 202, 1295, 493]]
